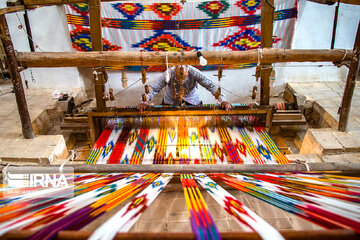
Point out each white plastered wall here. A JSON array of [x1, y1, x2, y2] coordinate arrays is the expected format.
[[5, 5, 83, 89], [273, 0, 360, 94], [3, 0, 360, 105]]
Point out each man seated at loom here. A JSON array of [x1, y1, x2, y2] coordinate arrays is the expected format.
[[137, 65, 232, 112]]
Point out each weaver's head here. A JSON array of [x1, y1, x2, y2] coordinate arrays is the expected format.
[[174, 65, 188, 83]]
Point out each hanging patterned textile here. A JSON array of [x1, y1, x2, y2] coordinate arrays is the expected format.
[[64, 0, 297, 71]]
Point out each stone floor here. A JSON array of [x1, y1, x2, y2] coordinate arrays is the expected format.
[[286, 81, 360, 162], [0, 87, 86, 164]]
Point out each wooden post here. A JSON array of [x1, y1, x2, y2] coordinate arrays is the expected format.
[[0, 15, 34, 139], [338, 20, 360, 132], [260, 0, 274, 105], [331, 0, 340, 49], [23, 10, 35, 52], [89, 0, 106, 109]]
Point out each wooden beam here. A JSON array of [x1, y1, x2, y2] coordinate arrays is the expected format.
[[89, 0, 105, 109], [327, 0, 360, 5], [2, 229, 359, 240], [16, 49, 354, 68], [0, 15, 34, 139], [3, 162, 360, 173], [0, 5, 25, 15], [338, 20, 360, 132], [21, 0, 360, 7], [22, 0, 129, 8], [260, 0, 274, 105]]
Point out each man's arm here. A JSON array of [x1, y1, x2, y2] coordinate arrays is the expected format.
[[190, 67, 232, 111], [137, 69, 168, 112]]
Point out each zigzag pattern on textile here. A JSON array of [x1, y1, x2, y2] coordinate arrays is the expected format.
[[1, 173, 359, 239], [66, 8, 297, 30], [85, 116, 288, 165]]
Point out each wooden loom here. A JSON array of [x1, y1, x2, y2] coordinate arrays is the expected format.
[[1, 0, 360, 239]]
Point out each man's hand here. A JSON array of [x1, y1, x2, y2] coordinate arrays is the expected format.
[[137, 103, 148, 113], [221, 101, 232, 111]]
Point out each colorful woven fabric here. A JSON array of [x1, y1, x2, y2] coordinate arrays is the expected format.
[[86, 116, 288, 165], [1, 173, 360, 239], [89, 173, 173, 240], [194, 174, 284, 240], [213, 173, 360, 233], [65, 0, 297, 71], [180, 174, 220, 240]]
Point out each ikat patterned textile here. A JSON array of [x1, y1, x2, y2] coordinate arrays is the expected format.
[[65, 0, 297, 70]]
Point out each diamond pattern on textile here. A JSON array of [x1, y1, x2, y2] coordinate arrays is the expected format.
[[213, 27, 261, 50], [69, 3, 89, 16], [112, 3, 144, 20], [197, 1, 230, 18], [132, 30, 200, 51], [150, 3, 182, 20], [70, 27, 121, 51], [235, 0, 261, 15], [213, 27, 279, 51]]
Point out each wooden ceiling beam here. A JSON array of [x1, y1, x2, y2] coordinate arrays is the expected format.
[[22, 0, 123, 8], [327, 0, 360, 5], [21, 0, 360, 8], [15, 49, 354, 68], [0, 5, 25, 15]]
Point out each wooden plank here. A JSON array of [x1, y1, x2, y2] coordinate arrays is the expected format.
[[275, 110, 301, 114], [260, 0, 274, 105], [3, 229, 359, 240], [16, 49, 355, 68], [273, 113, 303, 120], [60, 123, 89, 130], [327, 0, 360, 5], [338, 20, 360, 131], [0, 6, 25, 15], [88, 0, 106, 109], [3, 163, 360, 173], [63, 116, 89, 123], [23, 0, 126, 7], [20, 0, 360, 7], [89, 108, 272, 118], [0, 15, 34, 139], [272, 118, 307, 126]]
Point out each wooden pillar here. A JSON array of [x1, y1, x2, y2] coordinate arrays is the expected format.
[[0, 15, 34, 139], [89, 0, 106, 109], [23, 10, 35, 52], [260, 0, 274, 105], [338, 20, 360, 132]]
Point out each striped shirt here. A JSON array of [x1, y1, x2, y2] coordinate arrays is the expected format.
[[143, 65, 227, 105]]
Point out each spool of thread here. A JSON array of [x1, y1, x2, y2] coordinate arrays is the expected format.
[[121, 70, 128, 88], [252, 86, 257, 100], [141, 68, 147, 84], [145, 85, 149, 94], [142, 94, 147, 102]]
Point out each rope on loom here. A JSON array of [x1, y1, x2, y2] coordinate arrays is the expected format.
[[303, 162, 311, 172], [59, 150, 77, 173]]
